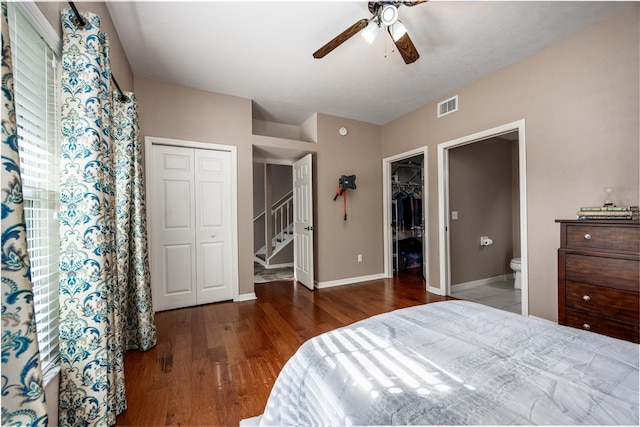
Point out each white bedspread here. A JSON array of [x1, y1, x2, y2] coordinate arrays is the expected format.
[[258, 300, 639, 425]]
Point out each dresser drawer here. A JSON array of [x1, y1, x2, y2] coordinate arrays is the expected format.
[[564, 309, 639, 343], [565, 224, 640, 252], [564, 253, 640, 292], [565, 281, 639, 324]]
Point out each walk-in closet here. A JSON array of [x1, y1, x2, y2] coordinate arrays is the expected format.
[[391, 154, 424, 276]]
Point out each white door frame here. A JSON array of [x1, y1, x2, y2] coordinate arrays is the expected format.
[[382, 147, 430, 289], [437, 120, 529, 316], [145, 136, 239, 302]]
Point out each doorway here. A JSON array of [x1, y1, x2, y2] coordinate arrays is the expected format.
[[382, 147, 430, 290], [252, 147, 315, 289], [437, 120, 528, 316], [391, 155, 425, 279]]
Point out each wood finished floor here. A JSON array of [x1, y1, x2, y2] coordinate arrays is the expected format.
[[116, 271, 452, 426]]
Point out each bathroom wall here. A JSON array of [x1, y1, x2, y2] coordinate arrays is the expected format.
[[449, 137, 514, 285]]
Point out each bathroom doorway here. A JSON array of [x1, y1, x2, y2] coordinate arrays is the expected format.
[[438, 121, 528, 316]]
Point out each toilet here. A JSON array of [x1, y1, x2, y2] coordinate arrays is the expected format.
[[510, 257, 522, 289]]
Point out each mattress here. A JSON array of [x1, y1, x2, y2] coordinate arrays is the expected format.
[[256, 300, 639, 425]]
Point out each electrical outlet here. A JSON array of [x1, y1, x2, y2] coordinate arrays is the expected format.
[[357, 254, 363, 262]]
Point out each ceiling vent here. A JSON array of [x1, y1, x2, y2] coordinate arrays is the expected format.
[[437, 95, 458, 118]]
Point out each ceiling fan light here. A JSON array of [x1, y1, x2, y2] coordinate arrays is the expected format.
[[391, 21, 407, 41], [361, 20, 379, 44], [380, 4, 399, 26]]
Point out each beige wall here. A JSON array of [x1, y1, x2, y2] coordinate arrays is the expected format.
[[381, 5, 640, 321], [134, 76, 256, 295], [36, 1, 133, 91], [449, 138, 513, 285], [315, 114, 383, 283], [135, 77, 384, 293]]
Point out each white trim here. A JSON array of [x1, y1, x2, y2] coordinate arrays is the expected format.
[[15, 2, 62, 54], [450, 274, 512, 292], [263, 262, 294, 269], [237, 293, 257, 302], [427, 285, 444, 296], [437, 120, 529, 316], [382, 147, 429, 285], [529, 315, 555, 324], [145, 136, 240, 303], [315, 273, 386, 289]]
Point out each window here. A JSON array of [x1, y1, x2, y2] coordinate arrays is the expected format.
[[7, 3, 61, 378]]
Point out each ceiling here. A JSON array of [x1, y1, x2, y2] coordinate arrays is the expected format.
[[106, 1, 631, 126]]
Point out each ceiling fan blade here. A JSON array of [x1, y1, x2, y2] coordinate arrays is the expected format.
[[388, 27, 420, 64], [402, 0, 428, 6], [313, 19, 368, 59]]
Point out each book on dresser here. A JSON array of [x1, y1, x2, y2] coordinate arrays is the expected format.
[[577, 205, 640, 220], [556, 219, 640, 343]]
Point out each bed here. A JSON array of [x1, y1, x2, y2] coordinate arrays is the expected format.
[[241, 300, 639, 426]]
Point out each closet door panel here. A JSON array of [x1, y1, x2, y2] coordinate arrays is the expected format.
[[164, 244, 193, 293], [195, 149, 233, 304], [151, 145, 197, 311]]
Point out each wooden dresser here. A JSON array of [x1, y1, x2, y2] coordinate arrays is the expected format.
[[556, 219, 640, 343]]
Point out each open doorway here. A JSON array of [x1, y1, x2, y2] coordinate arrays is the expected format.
[[252, 146, 316, 288], [438, 121, 528, 316], [382, 147, 430, 290], [391, 155, 424, 280]]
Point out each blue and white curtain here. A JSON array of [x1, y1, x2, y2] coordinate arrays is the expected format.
[[58, 8, 156, 426], [1, 2, 49, 425]]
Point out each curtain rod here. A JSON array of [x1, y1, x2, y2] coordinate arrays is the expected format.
[[68, 1, 129, 103]]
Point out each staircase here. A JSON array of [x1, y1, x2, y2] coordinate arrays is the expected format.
[[254, 192, 294, 268]]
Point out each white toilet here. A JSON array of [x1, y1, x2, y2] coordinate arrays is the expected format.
[[510, 257, 522, 290]]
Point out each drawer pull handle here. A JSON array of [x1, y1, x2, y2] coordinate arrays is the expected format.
[[582, 295, 591, 302], [582, 323, 591, 330], [584, 233, 592, 240]]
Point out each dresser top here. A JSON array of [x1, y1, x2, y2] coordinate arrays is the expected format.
[[556, 219, 640, 227]]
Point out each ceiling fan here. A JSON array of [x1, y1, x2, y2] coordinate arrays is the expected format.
[[313, 1, 426, 64]]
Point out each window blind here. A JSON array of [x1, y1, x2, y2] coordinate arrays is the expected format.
[[8, 3, 61, 377]]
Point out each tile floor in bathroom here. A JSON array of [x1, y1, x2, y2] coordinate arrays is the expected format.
[[450, 277, 522, 315]]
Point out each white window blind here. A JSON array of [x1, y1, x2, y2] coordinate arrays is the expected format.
[[8, 3, 61, 377]]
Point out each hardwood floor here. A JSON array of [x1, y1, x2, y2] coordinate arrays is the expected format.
[[116, 272, 451, 426]]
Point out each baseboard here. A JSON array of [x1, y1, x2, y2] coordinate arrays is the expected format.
[[451, 274, 512, 292], [264, 262, 294, 269], [529, 315, 555, 324], [428, 285, 444, 296], [237, 292, 257, 302], [315, 273, 386, 289]]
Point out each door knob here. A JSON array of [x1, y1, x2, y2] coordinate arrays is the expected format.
[[211, 234, 216, 238], [304, 226, 314, 231]]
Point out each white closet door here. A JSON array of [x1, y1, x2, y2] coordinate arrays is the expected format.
[[194, 148, 233, 304], [151, 145, 197, 311]]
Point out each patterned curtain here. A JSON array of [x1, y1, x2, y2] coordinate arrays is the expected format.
[[1, 2, 49, 425], [58, 8, 156, 426], [112, 92, 156, 354]]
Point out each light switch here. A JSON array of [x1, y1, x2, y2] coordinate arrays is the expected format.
[[452, 211, 458, 220]]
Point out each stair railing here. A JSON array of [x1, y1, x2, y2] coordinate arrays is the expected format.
[[271, 191, 293, 253]]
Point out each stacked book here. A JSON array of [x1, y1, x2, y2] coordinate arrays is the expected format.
[[578, 205, 639, 220]]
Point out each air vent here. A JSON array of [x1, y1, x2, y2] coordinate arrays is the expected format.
[[437, 95, 458, 118]]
